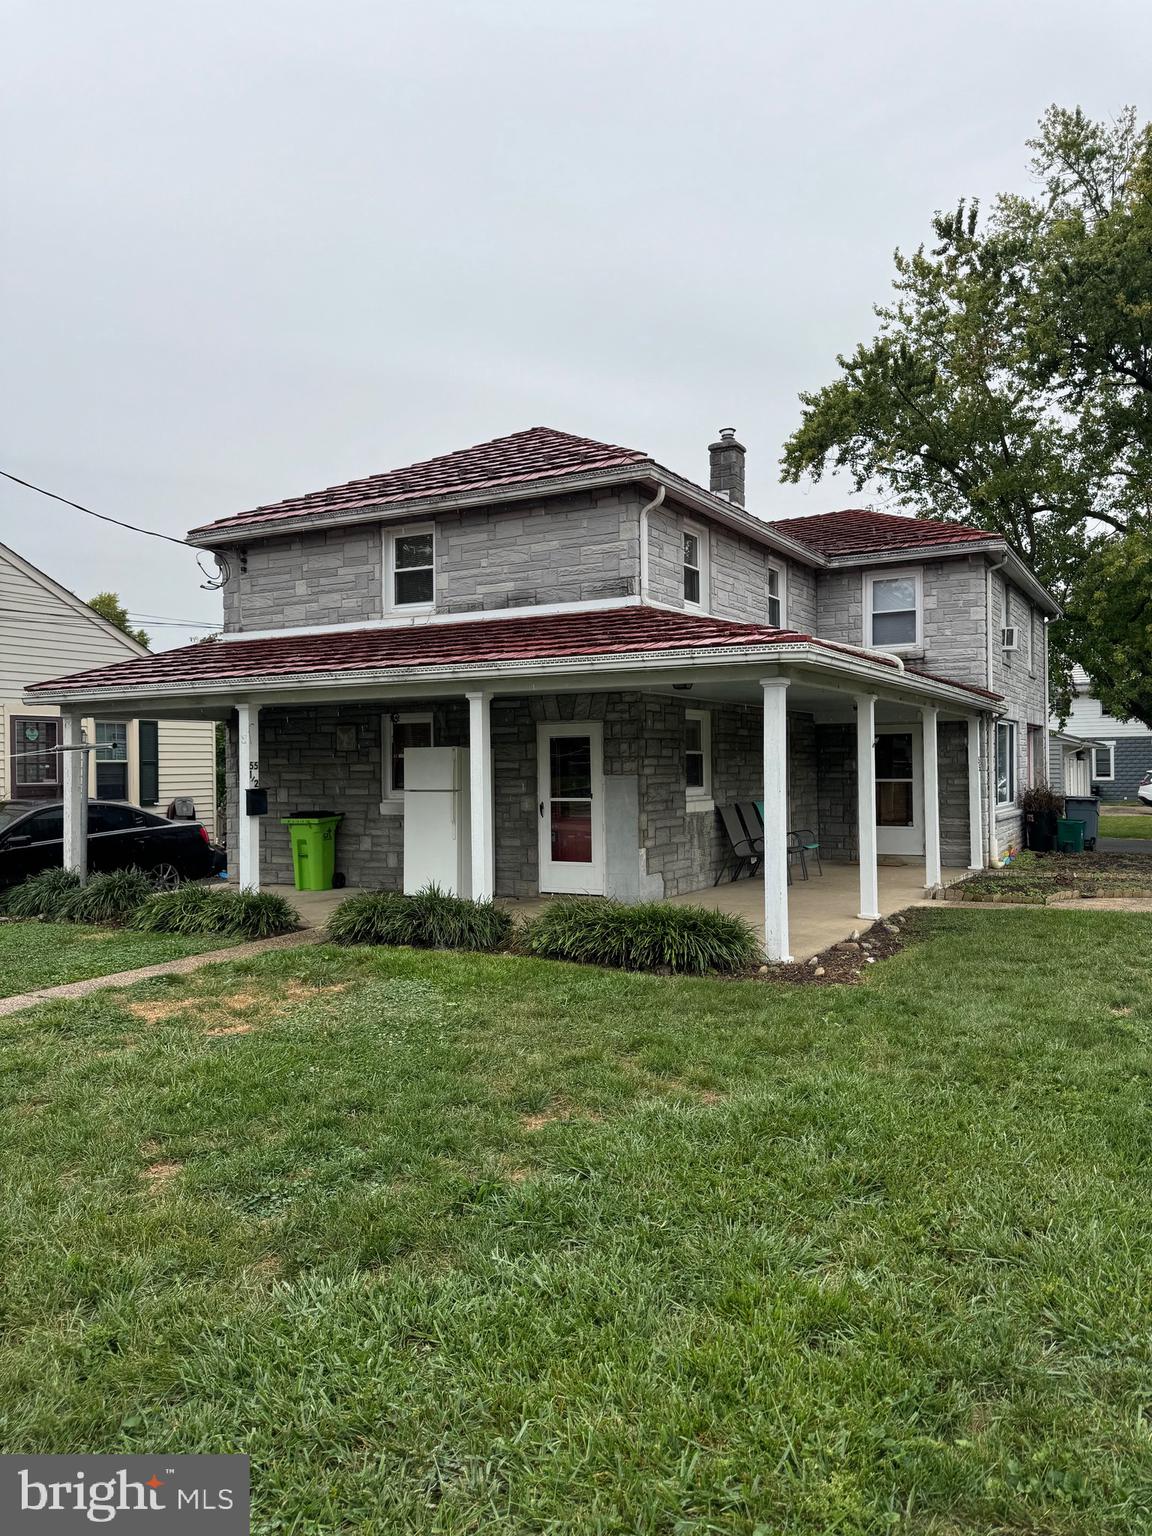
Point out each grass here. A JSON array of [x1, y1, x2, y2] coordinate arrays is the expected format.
[[1096, 814, 1152, 839], [0, 921, 227, 997], [2, 909, 1152, 1532]]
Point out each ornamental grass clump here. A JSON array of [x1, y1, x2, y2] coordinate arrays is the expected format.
[[327, 885, 512, 952], [522, 897, 760, 975], [58, 868, 154, 926], [5, 867, 82, 920], [134, 885, 299, 940]]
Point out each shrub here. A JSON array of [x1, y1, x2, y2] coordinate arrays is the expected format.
[[327, 885, 512, 952], [58, 868, 154, 926], [213, 889, 300, 940], [6, 867, 82, 920], [134, 884, 299, 940], [133, 883, 222, 934], [522, 897, 760, 975]]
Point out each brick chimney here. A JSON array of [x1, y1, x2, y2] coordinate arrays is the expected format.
[[708, 427, 746, 506]]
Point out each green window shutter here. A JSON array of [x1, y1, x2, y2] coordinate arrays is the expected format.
[[139, 720, 160, 805]]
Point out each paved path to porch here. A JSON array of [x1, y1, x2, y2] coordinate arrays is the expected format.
[[0, 930, 320, 1019]]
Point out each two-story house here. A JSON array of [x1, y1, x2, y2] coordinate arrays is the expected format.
[[24, 426, 1056, 960]]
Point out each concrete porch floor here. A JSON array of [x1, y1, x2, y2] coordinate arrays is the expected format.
[[276, 862, 966, 961]]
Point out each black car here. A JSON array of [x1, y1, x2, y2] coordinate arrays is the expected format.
[[0, 800, 227, 888]]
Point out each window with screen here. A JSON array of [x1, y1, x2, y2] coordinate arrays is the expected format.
[[387, 526, 435, 610], [10, 717, 60, 798], [95, 722, 129, 800], [382, 712, 434, 801], [867, 571, 921, 649]]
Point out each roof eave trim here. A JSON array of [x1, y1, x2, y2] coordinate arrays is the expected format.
[[26, 642, 1000, 712], [825, 541, 1061, 615], [186, 464, 825, 567]]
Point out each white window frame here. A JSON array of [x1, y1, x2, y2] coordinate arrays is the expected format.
[[864, 567, 923, 654], [380, 710, 434, 812], [996, 720, 1017, 807], [384, 522, 436, 614], [1092, 741, 1115, 782], [682, 522, 708, 611], [684, 709, 713, 809], [767, 561, 786, 628]]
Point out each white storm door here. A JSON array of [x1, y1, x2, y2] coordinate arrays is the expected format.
[[875, 723, 924, 855], [537, 722, 605, 894]]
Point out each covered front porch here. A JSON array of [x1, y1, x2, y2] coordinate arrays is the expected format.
[[34, 610, 997, 964]]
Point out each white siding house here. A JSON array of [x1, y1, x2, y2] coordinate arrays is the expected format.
[[0, 542, 217, 828], [1051, 667, 1152, 802]]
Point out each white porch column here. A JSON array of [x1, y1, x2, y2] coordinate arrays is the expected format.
[[967, 716, 985, 870], [236, 702, 262, 892], [922, 705, 942, 890], [760, 677, 791, 963], [466, 691, 494, 901], [61, 710, 89, 883], [855, 693, 880, 920]]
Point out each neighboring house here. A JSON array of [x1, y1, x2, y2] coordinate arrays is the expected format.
[[25, 427, 1057, 960], [1, 541, 217, 826], [1050, 667, 1152, 801]]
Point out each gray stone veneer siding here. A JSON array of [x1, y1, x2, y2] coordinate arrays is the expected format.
[[217, 489, 642, 632]]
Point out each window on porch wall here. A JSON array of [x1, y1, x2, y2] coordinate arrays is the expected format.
[[382, 712, 433, 801], [996, 720, 1017, 805]]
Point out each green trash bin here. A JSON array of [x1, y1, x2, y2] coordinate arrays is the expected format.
[[1056, 817, 1085, 854], [281, 812, 344, 891]]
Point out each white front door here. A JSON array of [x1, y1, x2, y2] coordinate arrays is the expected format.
[[875, 723, 924, 855], [537, 721, 605, 894]]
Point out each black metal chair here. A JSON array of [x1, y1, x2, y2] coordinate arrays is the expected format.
[[789, 827, 823, 878], [716, 804, 763, 884]]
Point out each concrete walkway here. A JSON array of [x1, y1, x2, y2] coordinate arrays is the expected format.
[[0, 929, 319, 1019]]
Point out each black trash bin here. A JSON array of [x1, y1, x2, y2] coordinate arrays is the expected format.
[[1064, 795, 1100, 851]]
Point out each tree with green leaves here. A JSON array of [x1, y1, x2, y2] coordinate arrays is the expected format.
[[780, 105, 1152, 720], [88, 591, 149, 649], [1064, 528, 1152, 730]]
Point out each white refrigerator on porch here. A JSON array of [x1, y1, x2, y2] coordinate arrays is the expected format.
[[402, 746, 473, 897]]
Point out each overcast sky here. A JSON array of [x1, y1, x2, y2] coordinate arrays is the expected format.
[[2, 0, 1148, 650]]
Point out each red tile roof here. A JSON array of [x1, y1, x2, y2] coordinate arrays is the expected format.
[[769, 508, 997, 557], [189, 428, 651, 536], [26, 606, 999, 701]]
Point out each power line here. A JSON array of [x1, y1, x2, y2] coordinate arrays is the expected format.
[[0, 468, 191, 549], [127, 613, 218, 627]]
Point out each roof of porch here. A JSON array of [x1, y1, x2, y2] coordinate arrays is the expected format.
[[25, 604, 1002, 710]]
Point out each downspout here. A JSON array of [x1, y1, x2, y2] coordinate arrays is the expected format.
[[985, 555, 1008, 864], [638, 484, 665, 603]]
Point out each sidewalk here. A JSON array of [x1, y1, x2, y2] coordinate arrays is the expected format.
[[0, 930, 320, 1019]]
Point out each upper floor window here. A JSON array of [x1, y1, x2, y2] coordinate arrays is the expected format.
[[386, 525, 435, 611], [767, 562, 784, 627], [866, 568, 921, 651], [682, 525, 707, 609]]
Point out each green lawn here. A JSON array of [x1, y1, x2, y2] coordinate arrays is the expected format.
[[1097, 814, 1152, 839], [3, 910, 1152, 1533], [0, 920, 227, 996]]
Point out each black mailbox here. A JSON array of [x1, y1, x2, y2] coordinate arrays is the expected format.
[[245, 787, 269, 816]]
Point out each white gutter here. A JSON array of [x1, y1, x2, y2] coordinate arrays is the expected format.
[[985, 556, 1009, 691], [637, 484, 665, 601]]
